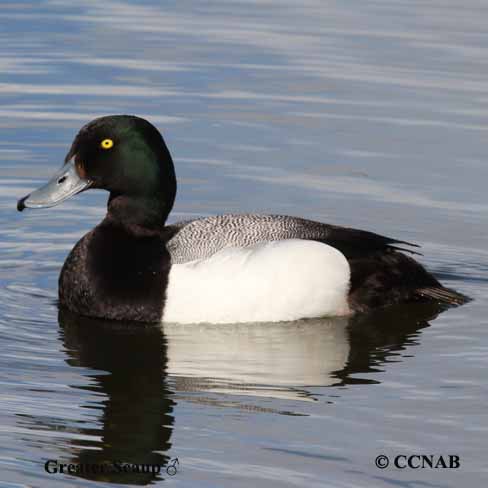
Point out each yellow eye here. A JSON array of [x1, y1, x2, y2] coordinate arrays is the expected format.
[[100, 138, 114, 150]]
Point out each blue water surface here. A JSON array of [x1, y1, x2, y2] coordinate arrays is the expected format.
[[1, 1, 487, 487]]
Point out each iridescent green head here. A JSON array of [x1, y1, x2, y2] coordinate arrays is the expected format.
[[17, 115, 177, 228]]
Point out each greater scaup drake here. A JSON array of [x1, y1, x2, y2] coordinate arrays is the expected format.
[[17, 115, 468, 323]]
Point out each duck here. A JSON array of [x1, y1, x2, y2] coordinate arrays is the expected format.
[[17, 115, 468, 324]]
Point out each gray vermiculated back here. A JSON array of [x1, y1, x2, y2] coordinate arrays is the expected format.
[[166, 214, 332, 264]]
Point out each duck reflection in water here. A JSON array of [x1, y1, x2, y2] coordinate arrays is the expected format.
[[59, 309, 174, 485], [51, 302, 444, 484], [163, 303, 444, 401]]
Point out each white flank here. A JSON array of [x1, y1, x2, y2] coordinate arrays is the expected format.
[[163, 239, 351, 324]]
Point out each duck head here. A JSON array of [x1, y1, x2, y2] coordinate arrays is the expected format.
[[17, 115, 177, 228]]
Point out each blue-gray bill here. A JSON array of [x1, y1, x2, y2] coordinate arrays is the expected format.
[[17, 159, 91, 212]]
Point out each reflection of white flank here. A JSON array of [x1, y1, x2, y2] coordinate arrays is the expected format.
[[163, 317, 350, 400]]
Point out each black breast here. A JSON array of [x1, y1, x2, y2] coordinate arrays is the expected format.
[[59, 222, 171, 322]]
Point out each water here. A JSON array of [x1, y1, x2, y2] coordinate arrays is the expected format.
[[1, 1, 487, 486]]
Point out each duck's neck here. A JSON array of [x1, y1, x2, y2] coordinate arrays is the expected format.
[[106, 192, 174, 236]]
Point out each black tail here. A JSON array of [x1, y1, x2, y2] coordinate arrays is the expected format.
[[415, 286, 470, 306], [348, 250, 470, 313]]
